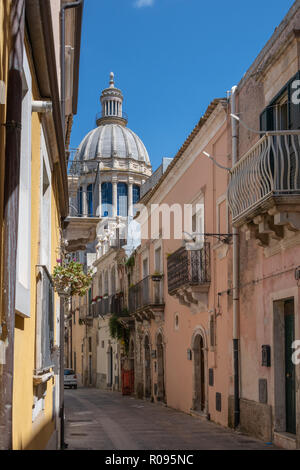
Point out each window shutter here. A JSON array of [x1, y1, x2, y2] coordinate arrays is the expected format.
[[288, 70, 300, 130]]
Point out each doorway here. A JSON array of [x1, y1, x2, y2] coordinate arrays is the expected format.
[[107, 346, 113, 388], [157, 333, 165, 401], [193, 334, 206, 412], [284, 300, 296, 434], [144, 336, 151, 398], [274, 298, 296, 435]]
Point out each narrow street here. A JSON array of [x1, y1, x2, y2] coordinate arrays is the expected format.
[[64, 389, 276, 451]]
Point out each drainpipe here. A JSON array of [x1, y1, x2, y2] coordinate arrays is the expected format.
[[0, 0, 25, 450], [60, 0, 83, 139], [231, 85, 240, 428]]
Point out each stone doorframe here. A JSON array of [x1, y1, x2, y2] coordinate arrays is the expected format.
[[191, 325, 209, 416], [271, 286, 300, 448]]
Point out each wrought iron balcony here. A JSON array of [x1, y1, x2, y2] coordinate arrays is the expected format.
[[167, 244, 210, 310], [129, 275, 164, 321], [93, 293, 124, 317], [228, 131, 300, 244]]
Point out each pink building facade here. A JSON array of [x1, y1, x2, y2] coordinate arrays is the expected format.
[[130, 98, 234, 428], [129, 3, 300, 449]]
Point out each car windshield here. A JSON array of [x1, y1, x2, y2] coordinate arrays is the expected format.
[[64, 370, 75, 376]]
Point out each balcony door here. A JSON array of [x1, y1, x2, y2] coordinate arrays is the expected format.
[[154, 248, 162, 303], [274, 94, 288, 131], [142, 258, 149, 304]]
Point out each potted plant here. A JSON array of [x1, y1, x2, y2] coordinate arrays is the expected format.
[[151, 271, 163, 282], [52, 260, 93, 298]]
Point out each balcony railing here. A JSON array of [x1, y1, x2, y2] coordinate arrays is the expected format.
[[228, 131, 300, 225], [129, 275, 164, 314], [167, 244, 210, 295], [93, 294, 124, 317]]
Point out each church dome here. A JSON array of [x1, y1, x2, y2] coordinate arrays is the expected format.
[[75, 72, 151, 165], [76, 123, 150, 164]]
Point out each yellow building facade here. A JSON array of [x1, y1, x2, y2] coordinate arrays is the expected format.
[[0, 0, 83, 450]]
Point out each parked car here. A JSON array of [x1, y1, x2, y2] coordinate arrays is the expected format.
[[64, 369, 78, 389]]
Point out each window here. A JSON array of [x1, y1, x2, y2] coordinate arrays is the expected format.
[[87, 183, 93, 216], [175, 313, 179, 330], [117, 182, 128, 216], [143, 258, 149, 278], [15, 49, 32, 318], [192, 202, 204, 246], [133, 185, 140, 205], [260, 70, 300, 131], [104, 271, 109, 295], [98, 274, 102, 296], [133, 185, 140, 216], [35, 266, 54, 372], [111, 266, 116, 295], [155, 247, 162, 272], [78, 187, 83, 216], [102, 182, 112, 217], [89, 337, 92, 353]]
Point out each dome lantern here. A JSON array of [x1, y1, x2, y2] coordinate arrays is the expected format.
[[97, 72, 127, 126]]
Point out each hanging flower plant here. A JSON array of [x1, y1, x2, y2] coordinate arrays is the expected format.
[[52, 261, 93, 297]]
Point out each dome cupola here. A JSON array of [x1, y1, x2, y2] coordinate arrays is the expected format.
[[97, 72, 127, 127], [75, 73, 151, 165]]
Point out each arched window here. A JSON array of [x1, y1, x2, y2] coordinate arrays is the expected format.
[[117, 183, 128, 217], [104, 271, 109, 296], [102, 182, 112, 217], [111, 266, 116, 295], [87, 184, 93, 216]]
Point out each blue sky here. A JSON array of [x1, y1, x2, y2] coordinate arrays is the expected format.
[[71, 0, 295, 171]]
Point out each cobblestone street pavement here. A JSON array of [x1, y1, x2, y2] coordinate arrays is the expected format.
[[64, 388, 277, 450]]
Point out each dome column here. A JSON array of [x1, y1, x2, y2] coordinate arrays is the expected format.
[[112, 177, 118, 217], [98, 181, 102, 217], [82, 183, 88, 217]]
